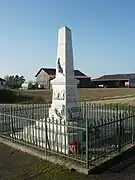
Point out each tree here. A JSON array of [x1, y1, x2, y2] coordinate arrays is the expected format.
[[4, 75, 25, 89]]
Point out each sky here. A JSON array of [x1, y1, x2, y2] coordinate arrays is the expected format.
[[0, 0, 135, 81]]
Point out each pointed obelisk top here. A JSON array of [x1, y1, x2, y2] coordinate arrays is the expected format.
[[59, 26, 71, 31], [54, 25, 75, 81], [51, 25, 79, 85]]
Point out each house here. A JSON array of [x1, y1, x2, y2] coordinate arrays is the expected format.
[[92, 73, 135, 88], [35, 68, 91, 89], [0, 78, 6, 89]]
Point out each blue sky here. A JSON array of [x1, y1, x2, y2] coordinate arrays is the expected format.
[[0, 0, 135, 81]]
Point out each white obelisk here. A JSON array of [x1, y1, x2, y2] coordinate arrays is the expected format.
[[47, 26, 82, 154], [49, 26, 82, 121]]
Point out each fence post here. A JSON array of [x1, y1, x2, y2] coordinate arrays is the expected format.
[[86, 104, 89, 169], [132, 115, 134, 144], [118, 113, 122, 152], [45, 118, 47, 157], [10, 106, 14, 140], [45, 118, 50, 157], [83, 101, 86, 120], [32, 103, 34, 119]]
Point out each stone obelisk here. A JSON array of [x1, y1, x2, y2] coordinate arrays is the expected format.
[[49, 26, 81, 122]]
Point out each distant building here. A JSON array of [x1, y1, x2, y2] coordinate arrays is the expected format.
[[92, 73, 135, 88], [0, 78, 6, 89], [21, 81, 38, 90], [35, 68, 91, 89], [21, 82, 29, 89]]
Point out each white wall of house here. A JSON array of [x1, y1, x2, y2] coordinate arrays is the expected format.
[[36, 69, 50, 89], [21, 82, 29, 89]]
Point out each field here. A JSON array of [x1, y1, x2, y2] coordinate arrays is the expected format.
[[20, 88, 135, 102], [1, 88, 135, 104]]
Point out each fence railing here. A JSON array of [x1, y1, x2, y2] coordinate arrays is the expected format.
[[0, 103, 135, 169], [0, 104, 51, 119]]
